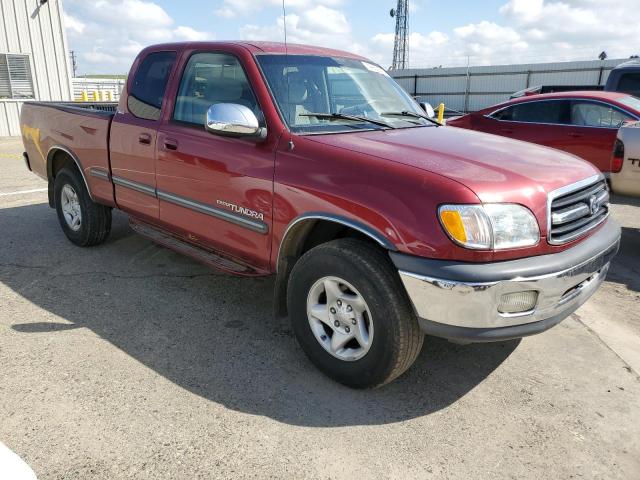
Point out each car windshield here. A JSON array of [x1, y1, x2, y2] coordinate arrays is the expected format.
[[256, 54, 431, 134]]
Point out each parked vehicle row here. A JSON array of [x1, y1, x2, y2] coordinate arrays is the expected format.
[[448, 91, 640, 175], [21, 42, 620, 388]]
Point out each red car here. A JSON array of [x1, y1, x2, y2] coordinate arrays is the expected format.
[[448, 91, 640, 173]]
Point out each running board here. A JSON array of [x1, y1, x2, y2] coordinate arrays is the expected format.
[[129, 217, 268, 277]]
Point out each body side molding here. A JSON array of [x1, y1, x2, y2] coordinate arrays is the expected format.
[[157, 190, 268, 234], [110, 175, 269, 234], [112, 175, 156, 197], [89, 167, 111, 181]]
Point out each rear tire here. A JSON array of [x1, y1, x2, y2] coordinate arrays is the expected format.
[[54, 167, 111, 247], [287, 238, 424, 388]]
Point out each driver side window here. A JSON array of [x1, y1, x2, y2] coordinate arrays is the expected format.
[[173, 52, 260, 126]]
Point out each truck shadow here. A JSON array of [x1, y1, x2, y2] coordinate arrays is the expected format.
[[611, 193, 640, 208], [1, 203, 519, 427], [607, 226, 640, 293]]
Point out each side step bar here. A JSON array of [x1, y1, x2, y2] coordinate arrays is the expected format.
[[129, 217, 268, 277]]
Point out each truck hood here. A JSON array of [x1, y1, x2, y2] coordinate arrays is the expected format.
[[306, 125, 599, 202]]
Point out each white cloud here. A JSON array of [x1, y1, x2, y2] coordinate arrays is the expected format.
[[63, 13, 85, 35], [454, 21, 520, 44], [240, 6, 353, 50], [64, 0, 212, 74], [372, 0, 640, 68], [215, 0, 343, 18], [173, 26, 211, 41], [65, 0, 640, 75], [298, 6, 350, 35], [499, 0, 544, 21]]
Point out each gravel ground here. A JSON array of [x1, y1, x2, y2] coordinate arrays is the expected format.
[[1, 136, 639, 479]]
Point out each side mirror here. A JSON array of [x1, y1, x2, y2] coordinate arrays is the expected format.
[[205, 103, 266, 140], [419, 102, 436, 118]]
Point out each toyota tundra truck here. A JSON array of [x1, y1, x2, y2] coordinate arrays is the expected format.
[[20, 42, 620, 388]]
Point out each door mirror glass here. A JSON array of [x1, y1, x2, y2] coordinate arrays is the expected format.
[[205, 103, 266, 139], [420, 102, 435, 118]]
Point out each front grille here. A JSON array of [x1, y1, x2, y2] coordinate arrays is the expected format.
[[548, 176, 609, 245]]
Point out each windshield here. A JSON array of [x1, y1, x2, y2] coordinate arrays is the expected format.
[[256, 54, 431, 134]]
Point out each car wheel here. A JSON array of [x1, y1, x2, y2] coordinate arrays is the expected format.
[[54, 167, 112, 247], [287, 238, 424, 388]]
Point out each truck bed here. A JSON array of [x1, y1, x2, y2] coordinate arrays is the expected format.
[[20, 101, 118, 206]]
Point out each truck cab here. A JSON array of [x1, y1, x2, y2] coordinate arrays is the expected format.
[[605, 59, 640, 98]]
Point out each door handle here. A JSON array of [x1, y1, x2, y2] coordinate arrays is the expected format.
[[501, 129, 514, 134], [568, 132, 584, 138], [138, 133, 152, 145], [163, 139, 178, 151]]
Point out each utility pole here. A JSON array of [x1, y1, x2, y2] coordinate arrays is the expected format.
[[69, 50, 77, 77], [390, 0, 409, 70]]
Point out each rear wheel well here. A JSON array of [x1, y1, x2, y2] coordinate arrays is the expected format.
[[47, 149, 80, 207], [274, 218, 391, 319]]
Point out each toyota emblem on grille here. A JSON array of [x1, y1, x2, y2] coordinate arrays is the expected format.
[[589, 194, 600, 215]]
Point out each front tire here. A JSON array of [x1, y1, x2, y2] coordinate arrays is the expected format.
[[287, 238, 424, 388], [54, 167, 112, 247]]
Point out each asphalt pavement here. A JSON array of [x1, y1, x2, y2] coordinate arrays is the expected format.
[[1, 136, 639, 479]]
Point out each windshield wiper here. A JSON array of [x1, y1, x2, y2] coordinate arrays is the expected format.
[[299, 112, 396, 129], [380, 110, 441, 127]]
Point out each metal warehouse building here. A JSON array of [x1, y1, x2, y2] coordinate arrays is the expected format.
[[391, 58, 629, 113], [0, 0, 73, 136]]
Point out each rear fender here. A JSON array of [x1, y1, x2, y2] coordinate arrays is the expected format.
[[46, 145, 94, 206]]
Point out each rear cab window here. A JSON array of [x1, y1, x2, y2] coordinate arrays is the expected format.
[[128, 51, 177, 121]]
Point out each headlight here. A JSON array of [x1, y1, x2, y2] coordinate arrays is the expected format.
[[439, 204, 539, 250]]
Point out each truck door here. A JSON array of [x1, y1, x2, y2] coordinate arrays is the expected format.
[[109, 50, 177, 221], [155, 50, 276, 270]]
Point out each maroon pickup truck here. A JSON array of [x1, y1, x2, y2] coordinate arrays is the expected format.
[[20, 42, 620, 388]]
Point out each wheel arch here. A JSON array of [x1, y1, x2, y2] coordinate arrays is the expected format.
[[46, 145, 93, 206], [273, 213, 398, 319]]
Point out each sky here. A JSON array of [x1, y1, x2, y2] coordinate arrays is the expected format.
[[62, 0, 640, 75]]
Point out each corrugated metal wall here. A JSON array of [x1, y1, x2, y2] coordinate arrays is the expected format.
[[391, 59, 626, 113], [0, 0, 73, 136]]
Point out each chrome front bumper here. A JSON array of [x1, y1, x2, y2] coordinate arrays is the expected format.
[[391, 220, 621, 342]]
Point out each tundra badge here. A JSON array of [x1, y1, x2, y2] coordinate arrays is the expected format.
[[217, 200, 264, 221]]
